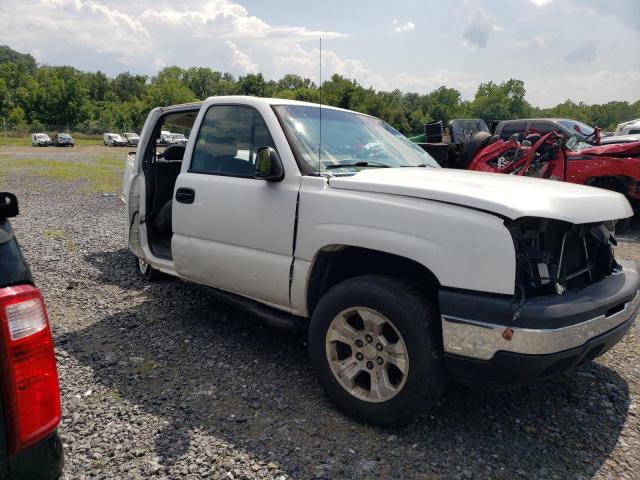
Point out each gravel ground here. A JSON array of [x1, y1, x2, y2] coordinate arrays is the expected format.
[[2, 145, 640, 479]]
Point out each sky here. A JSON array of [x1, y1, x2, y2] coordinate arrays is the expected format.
[[0, 0, 639, 107]]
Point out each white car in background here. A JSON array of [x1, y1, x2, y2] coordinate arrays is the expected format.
[[614, 119, 640, 135], [123, 132, 140, 147], [170, 133, 188, 146], [31, 133, 51, 146], [104, 133, 127, 147]]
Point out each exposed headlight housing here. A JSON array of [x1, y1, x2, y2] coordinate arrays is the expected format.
[[506, 217, 618, 297]]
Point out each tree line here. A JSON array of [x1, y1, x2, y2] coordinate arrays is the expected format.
[[1, 45, 639, 136]]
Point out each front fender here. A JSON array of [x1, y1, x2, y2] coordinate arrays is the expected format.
[[294, 178, 516, 313]]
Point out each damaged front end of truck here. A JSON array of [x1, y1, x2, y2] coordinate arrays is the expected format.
[[439, 216, 640, 388]]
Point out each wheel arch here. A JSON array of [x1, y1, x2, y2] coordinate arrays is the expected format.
[[585, 175, 630, 194], [305, 245, 441, 318]]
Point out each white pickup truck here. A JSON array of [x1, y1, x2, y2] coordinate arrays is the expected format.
[[123, 96, 640, 426]]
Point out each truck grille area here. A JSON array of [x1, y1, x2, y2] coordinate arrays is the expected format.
[[507, 218, 619, 297]]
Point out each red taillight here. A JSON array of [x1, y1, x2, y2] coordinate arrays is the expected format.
[[0, 285, 61, 454]]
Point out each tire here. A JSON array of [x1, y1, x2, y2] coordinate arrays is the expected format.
[[615, 217, 631, 234], [461, 131, 492, 168], [308, 275, 446, 427], [589, 178, 633, 233], [135, 256, 164, 281]]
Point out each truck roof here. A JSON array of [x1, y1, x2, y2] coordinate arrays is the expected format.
[[161, 96, 371, 117]]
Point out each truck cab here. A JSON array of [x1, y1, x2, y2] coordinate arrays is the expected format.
[[123, 96, 639, 426]]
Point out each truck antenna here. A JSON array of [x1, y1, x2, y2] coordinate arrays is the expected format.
[[318, 37, 322, 176]]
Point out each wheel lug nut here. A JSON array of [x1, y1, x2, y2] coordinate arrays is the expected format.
[[376, 343, 383, 351], [356, 353, 364, 361], [365, 335, 373, 343], [366, 361, 374, 370], [355, 340, 363, 348], [376, 357, 383, 365]]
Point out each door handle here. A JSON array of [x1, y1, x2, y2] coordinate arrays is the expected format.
[[175, 187, 195, 204]]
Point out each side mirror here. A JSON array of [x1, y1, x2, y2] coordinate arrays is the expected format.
[[255, 147, 284, 182]]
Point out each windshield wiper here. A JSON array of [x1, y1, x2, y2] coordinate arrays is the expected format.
[[325, 161, 390, 169], [401, 163, 429, 167]]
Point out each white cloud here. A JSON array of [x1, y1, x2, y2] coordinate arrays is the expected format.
[[575, 0, 640, 32], [1, 0, 152, 61], [526, 69, 640, 107], [0, 0, 348, 77], [463, 8, 499, 49], [225, 40, 257, 73], [505, 34, 554, 49], [392, 20, 415, 33], [530, 0, 553, 6]]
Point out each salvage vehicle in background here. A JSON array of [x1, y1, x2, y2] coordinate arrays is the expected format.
[[494, 118, 601, 144], [410, 119, 491, 167], [618, 123, 640, 136], [30, 133, 51, 147], [0, 192, 63, 479], [123, 132, 140, 147], [615, 119, 640, 135], [51, 133, 74, 147], [103, 133, 126, 147], [123, 96, 639, 426], [600, 134, 640, 145]]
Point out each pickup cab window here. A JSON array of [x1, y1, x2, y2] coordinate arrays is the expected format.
[[499, 121, 528, 140], [190, 105, 275, 177]]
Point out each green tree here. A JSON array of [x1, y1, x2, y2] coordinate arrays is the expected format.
[[7, 106, 27, 131], [113, 72, 147, 102], [237, 73, 267, 96], [144, 79, 197, 110]]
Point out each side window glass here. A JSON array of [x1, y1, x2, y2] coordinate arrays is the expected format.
[[530, 122, 554, 134], [190, 105, 275, 177], [500, 122, 528, 140]]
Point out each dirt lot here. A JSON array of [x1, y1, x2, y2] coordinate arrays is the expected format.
[[2, 145, 640, 479]]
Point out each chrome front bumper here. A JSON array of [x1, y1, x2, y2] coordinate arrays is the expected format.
[[442, 290, 640, 360]]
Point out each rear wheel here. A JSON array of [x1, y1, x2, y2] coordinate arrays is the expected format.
[[308, 275, 446, 426], [135, 256, 164, 281]]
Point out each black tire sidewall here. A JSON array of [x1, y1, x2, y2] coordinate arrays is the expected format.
[[461, 131, 492, 168], [135, 255, 162, 281], [308, 275, 445, 426]]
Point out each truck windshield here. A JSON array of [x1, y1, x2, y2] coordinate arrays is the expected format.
[[274, 105, 439, 173], [558, 119, 595, 138]]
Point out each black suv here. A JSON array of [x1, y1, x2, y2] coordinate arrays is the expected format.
[[494, 118, 597, 143], [0, 193, 63, 479]]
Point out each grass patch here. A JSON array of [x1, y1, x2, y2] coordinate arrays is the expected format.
[[0, 156, 124, 193], [42, 228, 76, 252], [43, 229, 66, 239], [96, 156, 127, 167]]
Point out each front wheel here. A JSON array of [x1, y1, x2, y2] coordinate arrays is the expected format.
[[135, 256, 164, 281], [308, 275, 446, 426]]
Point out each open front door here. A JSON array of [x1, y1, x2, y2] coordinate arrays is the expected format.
[[172, 103, 299, 310]]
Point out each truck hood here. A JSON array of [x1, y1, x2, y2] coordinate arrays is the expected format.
[[328, 168, 632, 223]]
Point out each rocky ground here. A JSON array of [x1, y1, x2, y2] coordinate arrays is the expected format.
[[2, 145, 640, 479]]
